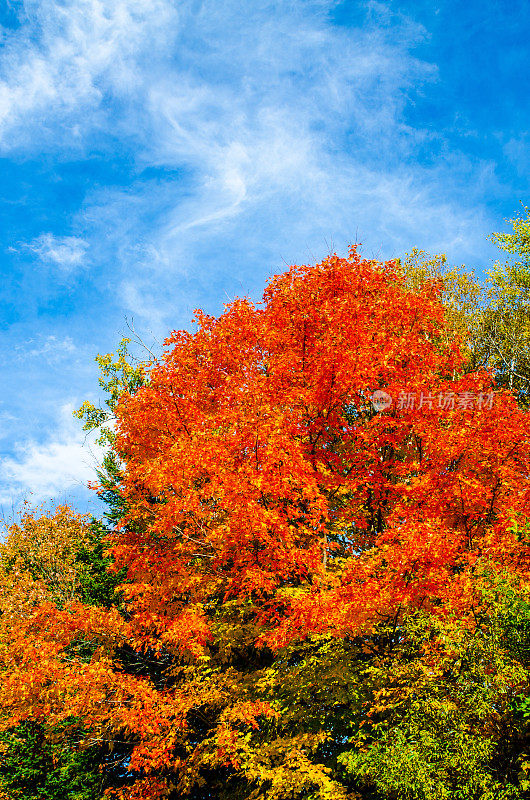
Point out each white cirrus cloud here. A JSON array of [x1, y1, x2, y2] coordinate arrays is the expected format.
[[0, 0, 495, 285], [14, 334, 77, 362], [0, 402, 104, 507], [21, 233, 89, 271], [0, 0, 178, 151]]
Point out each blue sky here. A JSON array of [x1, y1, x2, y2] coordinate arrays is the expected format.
[[0, 0, 529, 516]]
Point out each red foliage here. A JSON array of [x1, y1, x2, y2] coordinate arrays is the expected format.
[[110, 248, 530, 649]]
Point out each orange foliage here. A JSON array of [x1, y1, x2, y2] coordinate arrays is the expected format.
[[111, 248, 530, 648], [1, 248, 530, 798]]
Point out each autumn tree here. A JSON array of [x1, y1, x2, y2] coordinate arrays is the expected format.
[[110, 247, 530, 645], [476, 207, 530, 405], [1, 246, 530, 799], [106, 248, 530, 794], [0, 505, 92, 605], [396, 247, 484, 366], [399, 208, 530, 407], [0, 507, 125, 800]]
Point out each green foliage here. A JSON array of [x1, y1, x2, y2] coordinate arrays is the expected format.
[[75, 519, 125, 608], [0, 721, 104, 800], [476, 208, 530, 406], [491, 206, 530, 266], [74, 338, 148, 448], [74, 338, 148, 529], [398, 211, 530, 407], [339, 574, 530, 799]]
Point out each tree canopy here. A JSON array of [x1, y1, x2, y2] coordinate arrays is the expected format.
[[1, 238, 530, 800]]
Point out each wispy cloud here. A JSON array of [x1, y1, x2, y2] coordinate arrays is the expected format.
[[0, 402, 102, 507], [2, 1, 498, 291], [0, 0, 177, 152], [19, 233, 88, 271], [14, 334, 76, 362], [0, 410, 17, 441]]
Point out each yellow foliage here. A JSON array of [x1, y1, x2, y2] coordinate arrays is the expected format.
[[0, 505, 91, 606]]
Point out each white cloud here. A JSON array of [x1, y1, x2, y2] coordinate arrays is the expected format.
[[121, 278, 172, 335], [22, 233, 89, 271], [0, 0, 497, 289], [0, 0, 177, 150], [503, 134, 530, 177], [14, 334, 76, 362], [0, 402, 104, 507]]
